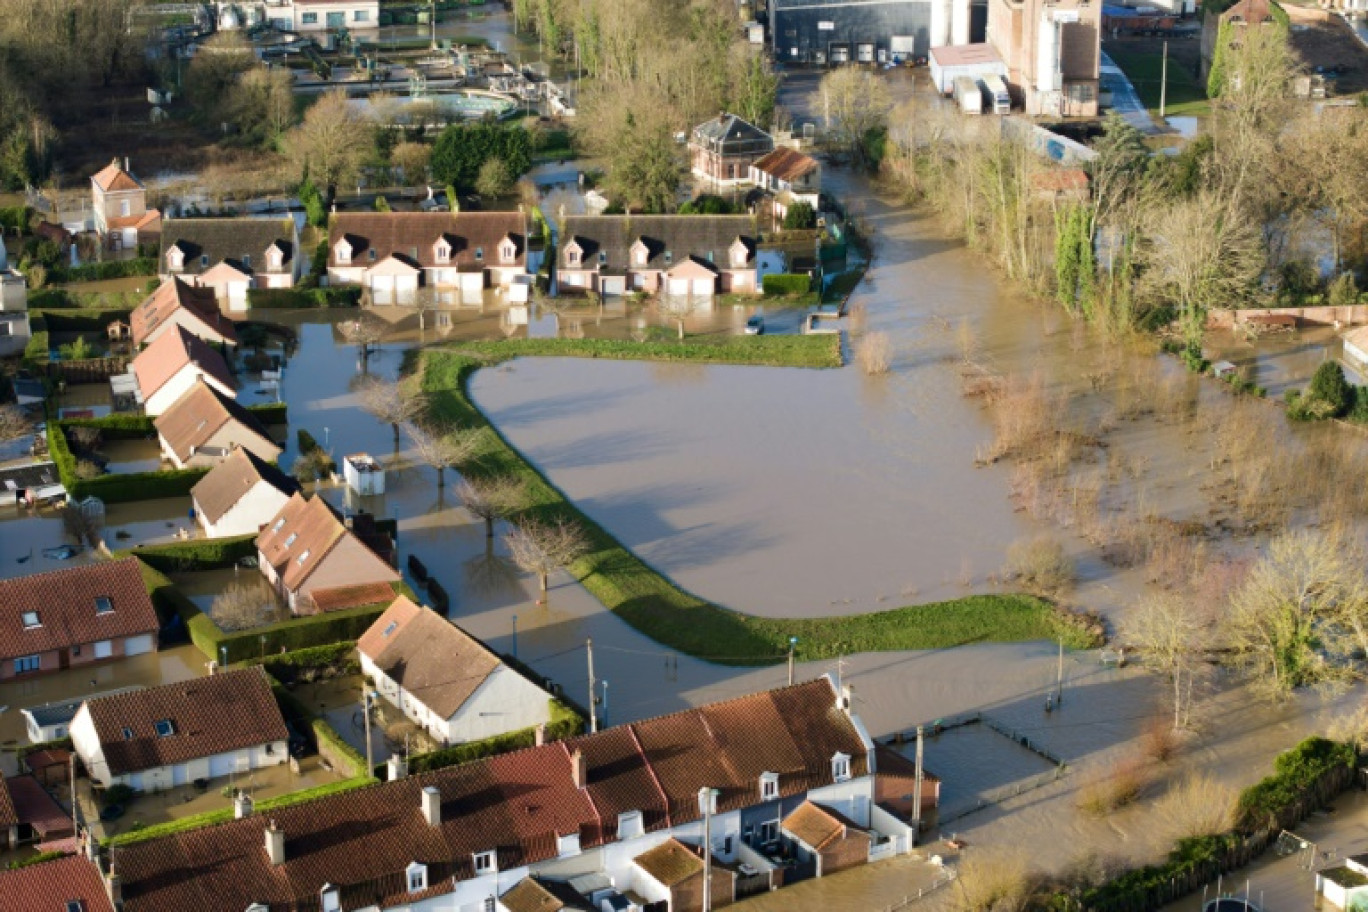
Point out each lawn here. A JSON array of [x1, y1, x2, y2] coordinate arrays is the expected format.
[[420, 347, 1103, 665], [435, 334, 845, 370], [1106, 46, 1211, 118]]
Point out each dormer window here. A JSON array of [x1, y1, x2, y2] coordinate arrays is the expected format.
[[167, 248, 184, 272], [95, 597, 114, 615], [155, 719, 176, 737], [760, 771, 779, 801], [474, 246, 483, 262], [284, 532, 298, 547], [267, 246, 282, 270], [406, 861, 428, 892], [633, 243, 648, 267], [473, 850, 496, 875], [200, 255, 209, 268], [21, 611, 40, 628], [272, 518, 286, 532], [706, 251, 714, 263], [832, 752, 851, 783], [617, 809, 643, 840], [664, 251, 673, 266], [320, 885, 340, 912], [122, 727, 133, 740], [296, 549, 311, 565], [501, 241, 516, 264], [598, 251, 607, 265], [383, 621, 398, 637], [730, 240, 750, 267], [434, 239, 451, 263], [369, 249, 378, 262], [566, 247, 581, 267], [243, 254, 252, 270], [335, 241, 352, 265]]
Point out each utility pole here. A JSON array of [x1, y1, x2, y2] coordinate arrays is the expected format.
[[601, 680, 609, 728], [511, 614, 518, 660], [1056, 637, 1065, 707], [911, 725, 925, 839], [70, 751, 79, 838], [787, 636, 798, 686], [700, 787, 718, 912], [1159, 40, 1169, 119], [362, 688, 374, 776], [587, 638, 597, 733]]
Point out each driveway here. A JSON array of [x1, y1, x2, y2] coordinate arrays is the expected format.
[[1100, 50, 1161, 134]]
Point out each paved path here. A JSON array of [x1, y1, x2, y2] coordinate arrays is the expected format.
[[1100, 50, 1161, 134]]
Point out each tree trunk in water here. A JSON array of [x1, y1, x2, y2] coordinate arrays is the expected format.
[[437, 467, 445, 487], [391, 423, 400, 443], [676, 320, 684, 341], [539, 572, 548, 592], [485, 516, 495, 538]]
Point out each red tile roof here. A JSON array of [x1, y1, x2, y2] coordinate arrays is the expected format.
[[310, 581, 399, 613], [92, 161, 143, 193], [0, 558, 158, 662], [358, 600, 503, 719], [0, 772, 18, 830], [79, 667, 288, 777], [109, 679, 868, 912], [24, 748, 74, 775], [356, 595, 423, 659], [131, 278, 237, 349], [1030, 169, 1090, 193], [255, 494, 397, 595], [751, 147, 819, 183], [131, 323, 237, 403], [0, 854, 115, 912], [5, 774, 74, 838]]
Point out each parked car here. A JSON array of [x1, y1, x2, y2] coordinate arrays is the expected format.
[[745, 315, 765, 335]]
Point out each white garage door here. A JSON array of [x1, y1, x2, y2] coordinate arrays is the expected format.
[[692, 278, 714, 296], [124, 634, 154, 656], [93, 640, 113, 659], [667, 278, 691, 296], [172, 763, 189, 786], [600, 276, 625, 296], [209, 752, 239, 778], [228, 283, 249, 312]]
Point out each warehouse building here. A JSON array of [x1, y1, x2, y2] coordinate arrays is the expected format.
[[768, 0, 987, 64]]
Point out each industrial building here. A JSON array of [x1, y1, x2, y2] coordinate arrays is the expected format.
[[986, 0, 1100, 117], [767, 0, 987, 64]]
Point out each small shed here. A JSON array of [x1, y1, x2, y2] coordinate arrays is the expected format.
[[344, 452, 386, 496], [928, 44, 1008, 95]]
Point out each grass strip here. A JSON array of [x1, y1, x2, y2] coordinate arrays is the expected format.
[[421, 347, 1101, 665], [435, 334, 843, 369]]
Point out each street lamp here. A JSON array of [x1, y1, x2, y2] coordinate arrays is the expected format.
[[787, 636, 799, 686], [511, 614, 518, 660]]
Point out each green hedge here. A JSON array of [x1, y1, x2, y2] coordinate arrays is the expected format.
[[214, 590, 408, 662], [68, 465, 210, 503], [103, 776, 375, 848], [313, 719, 369, 778], [246, 642, 359, 684], [250, 402, 289, 425], [246, 287, 361, 309], [124, 535, 258, 573], [6, 851, 70, 870], [48, 258, 157, 284], [135, 560, 221, 650], [24, 331, 50, 361], [405, 699, 584, 775], [1236, 736, 1356, 831], [762, 273, 812, 295]]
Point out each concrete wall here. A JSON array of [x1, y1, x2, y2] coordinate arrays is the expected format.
[[815, 827, 871, 876]]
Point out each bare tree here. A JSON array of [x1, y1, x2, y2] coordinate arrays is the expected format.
[[356, 376, 425, 444], [413, 287, 442, 332], [657, 292, 701, 341], [211, 581, 280, 632], [282, 88, 368, 200], [405, 421, 485, 488], [814, 67, 892, 167], [0, 405, 34, 443], [341, 313, 388, 370], [61, 504, 101, 548], [456, 476, 526, 538], [1124, 592, 1211, 730], [505, 516, 590, 597], [1225, 530, 1366, 700]]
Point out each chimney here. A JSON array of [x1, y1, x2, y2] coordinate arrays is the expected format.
[[265, 820, 285, 865], [571, 749, 587, 790], [535, 723, 547, 747], [105, 866, 123, 906], [421, 786, 441, 827], [124, 157, 130, 174], [207, 660, 218, 676], [387, 754, 409, 780], [234, 790, 254, 819]]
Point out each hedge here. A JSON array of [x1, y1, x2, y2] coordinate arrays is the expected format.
[[103, 776, 376, 848], [124, 535, 258, 573], [762, 273, 813, 295], [404, 699, 584, 776], [247, 287, 362, 309], [135, 560, 221, 649], [16, 736, 74, 763], [47, 258, 157, 284], [313, 718, 370, 778], [51, 419, 211, 505], [24, 331, 49, 361], [246, 642, 359, 684]]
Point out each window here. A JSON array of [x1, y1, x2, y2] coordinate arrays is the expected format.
[[760, 771, 779, 802], [336, 243, 350, 265], [383, 621, 399, 637], [21, 611, 40, 628], [121, 727, 133, 740], [557, 833, 581, 857], [1068, 82, 1096, 103], [664, 251, 673, 265], [598, 251, 607, 265], [474, 247, 483, 262], [758, 819, 779, 844], [319, 886, 340, 912], [501, 243, 516, 263], [14, 655, 39, 675], [567, 249, 580, 267], [435, 242, 450, 263], [406, 862, 427, 892], [296, 549, 311, 564], [121, 200, 131, 217], [302, 11, 318, 23], [483, 899, 495, 912], [369, 249, 377, 262], [73, 645, 81, 657], [354, 9, 369, 21], [200, 255, 209, 268], [617, 810, 643, 840], [155, 719, 176, 737], [95, 597, 114, 615], [832, 752, 851, 783], [243, 254, 252, 270], [473, 850, 496, 875], [0, 323, 10, 337], [66, 902, 85, 912], [284, 532, 298, 547], [272, 518, 286, 532], [635, 248, 647, 266]]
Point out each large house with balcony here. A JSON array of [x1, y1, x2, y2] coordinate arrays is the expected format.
[[690, 114, 774, 187], [160, 218, 301, 312], [327, 212, 528, 305], [90, 159, 162, 251], [558, 215, 759, 299], [106, 676, 929, 912]]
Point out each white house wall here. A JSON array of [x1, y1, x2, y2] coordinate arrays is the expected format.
[[806, 776, 876, 827], [198, 481, 293, 538], [143, 365, 235, 416], [442, 666, 551, 744], [69, 705, 109, 786]]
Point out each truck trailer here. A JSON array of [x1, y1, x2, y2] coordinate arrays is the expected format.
[[953, 75, 983, 115], [981, 74, 1011, 114]]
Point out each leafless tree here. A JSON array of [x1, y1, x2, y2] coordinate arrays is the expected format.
[[0, 405, 34, 443], [341, 313, 388, 370], [856, 331, 892, 375], [814, 67, 892, 167], [1225, 529, 1366, 700], [657, 293, 701, 341], [505, 516, 590, 597], [61, 504, 100, 548], [404, 421, 485, 488], [1124, 592, 1211, 730], [282, 88, 368, 199], [456, 476, 526, 538], [356, 376, 425, 444], [211, 581, 280, 632], [413, 287, 442, 332]]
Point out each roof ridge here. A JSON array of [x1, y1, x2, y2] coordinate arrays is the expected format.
[[0, 555, 140, 588], [625, 723, 671, 828], [85, 664, 268, 707]]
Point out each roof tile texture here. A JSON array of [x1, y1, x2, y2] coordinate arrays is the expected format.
[[0, 855, 116, 912], [190, 447, 299, 525], [131, 278, 237, 349], [161, 217, 295, 277], [0, 558, 158, 661], [132, 323, 237, 402], [328, 212, 526, 270], [357, 600, 502, 718], [153, 379, 277, 465]]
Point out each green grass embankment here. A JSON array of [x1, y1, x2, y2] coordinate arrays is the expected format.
[[421, 344, 1102, 665]]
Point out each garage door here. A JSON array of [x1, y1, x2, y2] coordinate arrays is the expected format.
[[667, 278, 691, 296], [172, 763, 189, 786], [124, 634, 154, 657], [228, 284, 249, 312], [600, 276, 625, 296], [209, 752, 239, 778], [691, 278, 714, 296], [371, 275, 395, 304], [93, 640, 113, 659]]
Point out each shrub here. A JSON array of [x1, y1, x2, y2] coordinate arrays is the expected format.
[[7, 850, 69, 870], [247, 287, 361, 309], [125, 535, 258, 573], [1156, 774, 1238, 842], [856, 331, 892, 375], [1307, 360, 1353, 419], [1077, 755, 1150, 816], [103, 784, 135, 807], [1235, 736, 1355, 831], [46, 258, 157, 284], [762, 273, 812, 296], [678, 194, 735, 215], [1005, 536, 1076, 593], [782, 201, 817, 231], [247, 642, 358, 684]]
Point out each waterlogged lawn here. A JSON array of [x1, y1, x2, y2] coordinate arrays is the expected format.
[[421, 346, 1101, 665]]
